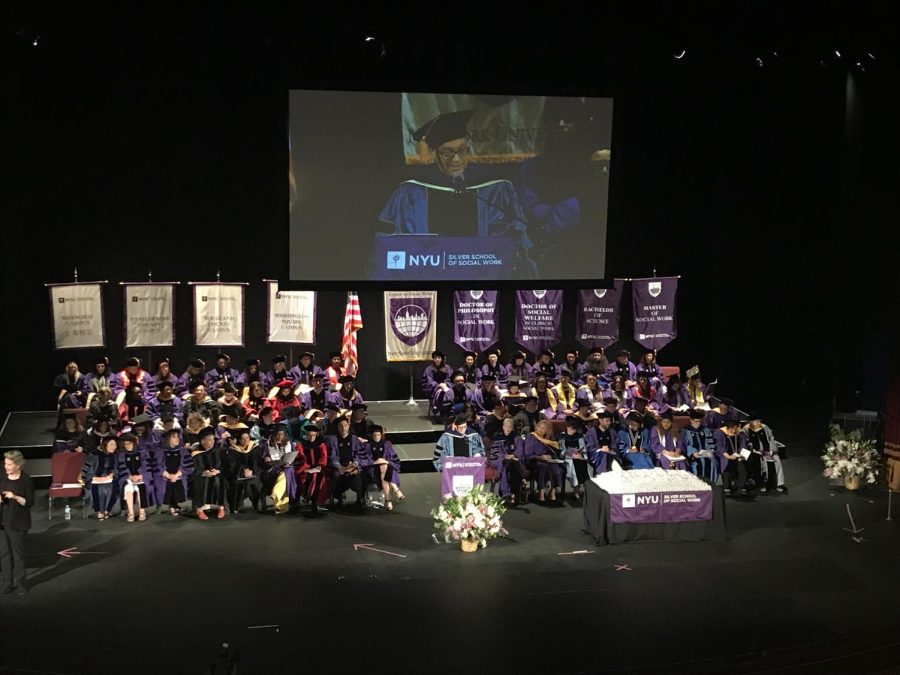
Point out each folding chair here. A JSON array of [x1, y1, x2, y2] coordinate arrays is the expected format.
[[48, 452, 88, 520]]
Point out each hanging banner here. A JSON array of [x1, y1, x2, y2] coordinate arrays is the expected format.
[[384, 290, 437, 362], [193, 283, 245, 347], [514, 289, 563, 354], [49, 283, 106, 349], [632, 276, 678, 350], [266, 281, 316, 344], [453, 290, 499, 352], [123, 283, 175, 347], [575, 281, 623, 348]]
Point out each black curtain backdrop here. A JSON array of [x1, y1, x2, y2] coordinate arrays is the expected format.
[[4, 4, 897, 420]]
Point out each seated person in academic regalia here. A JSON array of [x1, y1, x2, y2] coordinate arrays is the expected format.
[[263, 355, 294, 392], [191, 426, 227, 519], [458, 402, 485, 437], [513, 396, 543, 437], [146, 358, 179, 398], [182, 382, 221, 426], [660, 374, 690, 413], [422, 350, 453, 401], [182, 412, 208, 448], [242, 381, 269, 424], [507, 351, 533, 387], [205, 353, 240, 398], [605, 349, 638, 387], [715, 419, 749, 495], [300, 373, 328, 415], [358, 425, 403, 510], [561, 349, 584, 385], [433, 415, 485, 471], [379, 110, 533, 268], [323, 351, 346, 388], [146, 382, 183, 424], [348, 403, 375, 440], [606, 375, 632, 415], [479, 349, 509, 389], [433, 371, 475, 421], [548, 370, 577, 420], [158, 428, 193, 517], [217, 383, 243, 415], [322, 404, 345, 437], [582, 347, 609, 384], [276, 406, 304, 443], [744, 412, 786, 493], [86, 417, 116, 453], [326, 375, 364, 411], [54, 412, 88, 453], [118, 384, 147, 426], [533, 349, 559, 384], [290, 352, 324, 388], [327, 417, 366, 509], [682, 409, 719, 483], [151, 412, 181, 444], [177, 359, 206, 397], [238, 358, 264, 395], [617, 411, 656, 470], [629, 372, 663, 416], [489, 416, 528, 503], [589, 411, 621, 474], [82, 436, 121, 520], [685, 370, 710, 410], [250, 406, 276, 442], [648, 411, 687, 470], [558, 417, 591, 501], [260, 425, 296, 514], [217, 403, 249, 442], [292, 425, 330, 509], [631, 396, 660, 428], [523, 419, 565, 503], [473, 373, 501, 417], [459, 351, 480, 388], [269, 380, 301, 422], [636, 350, 663, 387], [482, 401, 509, 439], [55, 360, 83, 409], [79, 356, 113, 404], [528, 374, 557, 419], [705, 398, 737, 430], [500, 380, 527, 415], [113, 357, 149, 399], [116, 433, 150, 522], [225, 428, 264, 513], [601, 397, 625, 434], [575, 371, 606, 413]]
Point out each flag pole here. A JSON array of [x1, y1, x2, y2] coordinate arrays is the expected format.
[[406, 365, 417, 406]]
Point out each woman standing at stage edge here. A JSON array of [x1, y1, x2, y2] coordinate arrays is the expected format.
[[1, 450, 35, 595]]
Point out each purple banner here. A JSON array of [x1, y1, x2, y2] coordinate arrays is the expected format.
[[632, 277, 678, 351], [575, 282, 623, 348], [441, 457, 486, 498], [609, 490, 712, 524], [373, 235, 517, 280], [453, 290, 499, 352], [514, 289, 563, 354]]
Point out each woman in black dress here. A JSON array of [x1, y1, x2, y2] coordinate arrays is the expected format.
[[1, 450, 35, 595]]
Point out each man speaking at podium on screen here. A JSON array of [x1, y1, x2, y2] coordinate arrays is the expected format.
[[378, 110, 534, 274]]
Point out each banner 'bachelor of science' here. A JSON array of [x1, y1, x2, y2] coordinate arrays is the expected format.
[[49, 283, 106, 349], [384, 291, 437, 361], [266, 282, 316, 344], [124, 283, 175, 347], [575, 281, 623, 348], [514, 289, 563, 353], [453, 290, 499, 351], [193, 284, 245, 347], [632, 277, 678, 350]]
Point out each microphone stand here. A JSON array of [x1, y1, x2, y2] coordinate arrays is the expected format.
[[406, 366, 417, 406]]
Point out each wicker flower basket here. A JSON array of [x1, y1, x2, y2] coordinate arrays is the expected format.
[[844, 475, 861, 491], [460, 538, 479, 553]]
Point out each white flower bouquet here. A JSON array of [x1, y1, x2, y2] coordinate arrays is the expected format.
[[821, 424, 880, 485], [432, 485, 508, 548]]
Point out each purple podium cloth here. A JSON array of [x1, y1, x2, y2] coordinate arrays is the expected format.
[[440, 457, 486, 499], [607, 490, 713, 524]]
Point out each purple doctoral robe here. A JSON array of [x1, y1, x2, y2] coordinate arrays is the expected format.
[[488, 433, 525, 496], [433, 385, 475, 418], [204, 367, 241, 392], [648, 428, 687, 470], [506, 362, 534, 386], [606, 361, 638, 383], [522, 434, 564, 489], [473, 386, 501, 417], [262, 368, 295, 390], [659, 386, 690, 413], [145, 395, 184, 424], [422, 364, 453, 399], [356, 439, 401, 487], [574, 384, 607, 412], [146, 374, 179, 398], [325, 389, 364, 410], [290, 364, 325, 388], [714, 430, 747, 472], [479, 363, 509, 389]]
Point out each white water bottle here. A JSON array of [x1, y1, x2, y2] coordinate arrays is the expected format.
[[64, 503, 72, 520]]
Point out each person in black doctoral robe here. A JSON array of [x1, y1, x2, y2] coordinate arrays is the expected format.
[[159, 428, 193, 516], [191, 427, 227, 519], [226, 429, 264, 513]]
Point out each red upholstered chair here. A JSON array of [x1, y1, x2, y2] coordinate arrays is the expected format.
[[673, 415, 691, 432], [659, 366, 681, 381], [48, 451, 87, 520]]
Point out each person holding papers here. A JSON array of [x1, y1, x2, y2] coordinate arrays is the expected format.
[[290, 352, 324, 388], [225, 428, 264, 514], [191, 427, 227, 520], [83, 437, 120, 519], [523, 419, 565, 504], [293, 426, 329, 510], [422, 350, 453, 400], [433, 416, 485, 472], [682, 409, 719, 483], [649, 411, 687, 470], [328, 417, 366, 510], [716, 419, 749, 495], [558, 417, 591, 501], [744, 413, 787, 493], [660, 375, 690, 414], [326, 375, 364, 411], [589, 411, 621, 474], [359, 426, 403, 511], [618, 411, 656, 470], [489, 417, 528, 504]]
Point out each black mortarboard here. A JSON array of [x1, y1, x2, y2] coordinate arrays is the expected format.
[[338, 375, 355, 384], [189, 358, 206, 369], [163, 427, 180, 438], [617, 349, 630, 357], [300, 351, 315, 359], [540, 349, 555, 359], [559, 368, 572, 377], [259, 405, 274, 416], [689, 409, 707, 420], [272, 355, 287, 364], [565, 348, 579, 357], [747, 411, 762, 421], [661, 410, 674, 420], [431, 350, 445, 359], [95, 355, 109, 365], [125, 357, 141, 367], [720, 398, 734, 407], [154, 358, 170, 370], [160, 412, 175, 423], [626, 411, 644, 423], [636, 371, 652, 380], [480, 373, 496, 381], [508, 379, 524, 388], [589, 346, 604, 355], [370, 425, 384, 435], [130, 414, 151, 425], [220, 404, 241, 418], [198, 426, 216, 440], [245, 358, 260, 367], [329, 350, 342, 360], [512, 350, 526, 360], [597, 411, 614, 420], [311, 371, 323, 379], [158, 380, 174, 390], [602, 396, 618, 404], [452, 370, 466, 380], [350, 403, 368, 411], [222, 383, 237, 394], [215, 352, 230, 361], [486, 348, 501, 358], [463, 351, 478, 359], [119, 432, 137, 443], [412, 110, 473, 150], [565, 415, 582, 428], [325, 403, 341, 412]]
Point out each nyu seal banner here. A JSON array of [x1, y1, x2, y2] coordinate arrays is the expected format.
[[124, 283, 175, 348], [192, 283, 245, 347], [266, 281, 316, 344], [49, 282, 106, 349], [632, 277, 678, 351], [575, 281, 623, 348], [514, 289, 563, 353], [384, 290, 437, 361], [453, 290, 499, 351]]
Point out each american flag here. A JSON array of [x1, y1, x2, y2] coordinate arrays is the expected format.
[[341, 291, 363, 377]]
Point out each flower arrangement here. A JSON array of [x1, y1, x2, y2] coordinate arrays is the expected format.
[[432, 485, 508, 549], [821, 424, 880, 486]]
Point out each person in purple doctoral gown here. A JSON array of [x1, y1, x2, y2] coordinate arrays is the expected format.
[[113, 357, 150, 398], [204, 353, 240, 396], [78, 356, 113, 403], [479, 349, 509, 389], [146, 358, 180, 398], [685, 372, 710, 410], [116, 433, 150, 522], [660, 375, 690, 414], [156, 428, 193, 516], [582, 347, 609, 384], [506, 351, 533, 387], [473, 373, 501, 417], [715, 419, 749, 495], [300, 373, 329, 416], [263, 355, 294, 392], [357, 425, 403, 510], [706, 398, 738, 430], [290, 352, 325, 388], [629, 372, 664, 415], [327, 417, 366, 509], [177, 359, 206, 397], [648, 411, 688, 470], [636, 350, 664, 387], [588, 411, 621, 473], [605, 350, 638, 386], [529, 374, 557, 419], [433, 371, 475, 421], [237, 358, 265, 394], [617, 411, 656, 470], [561, 349, 584, 385], [558, 416, 591, 500], [325, 375, 364, 410], [533, 349, 559, 384], [549, 371, 577, 420], [523, 419, 565, 503], [575, 371, 607, 413], [421, 350, 453, 401], [489, 416, 528, 503], [682, 409, 719, 483], [145, 382, 184, 424], [54, 360, 83, 409], [459, 351, 481, 388]]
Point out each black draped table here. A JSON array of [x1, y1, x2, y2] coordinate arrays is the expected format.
[[582, 479, 727, 546]]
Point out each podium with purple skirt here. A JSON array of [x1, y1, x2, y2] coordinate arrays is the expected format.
[[441, 457, 486, 499]]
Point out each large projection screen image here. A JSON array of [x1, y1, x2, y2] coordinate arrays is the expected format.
[[289, 91, 612, 282]]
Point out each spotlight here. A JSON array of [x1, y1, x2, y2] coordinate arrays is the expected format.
[[673, 50, 686, 59], [756, 56, 763, 67], [833, 50, 841, 59], [364, 35, 375, 42], [32, 35, 40, 47]]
